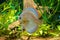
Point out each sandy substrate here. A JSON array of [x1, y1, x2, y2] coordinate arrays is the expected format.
[[0, 36, 60, 40], [21, 36, 60, 40]]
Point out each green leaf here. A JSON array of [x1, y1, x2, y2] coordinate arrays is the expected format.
[[57, 25, 60, 30]]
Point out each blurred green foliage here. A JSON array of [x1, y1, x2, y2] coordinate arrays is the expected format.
[[0, 0, 22, 39], [0, 0, 22, 29], [34, 0, 60, 37]]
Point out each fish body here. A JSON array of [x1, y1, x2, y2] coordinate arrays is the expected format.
[[19, 7, 40, 33]]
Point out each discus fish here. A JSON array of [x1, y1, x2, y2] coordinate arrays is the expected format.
[[19, 8, 41, 34]]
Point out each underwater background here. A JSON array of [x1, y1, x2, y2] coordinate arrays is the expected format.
[[0, 0, 60, 40]]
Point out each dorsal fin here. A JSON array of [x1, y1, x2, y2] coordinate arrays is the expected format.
[[23, 0, 37, 9]]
